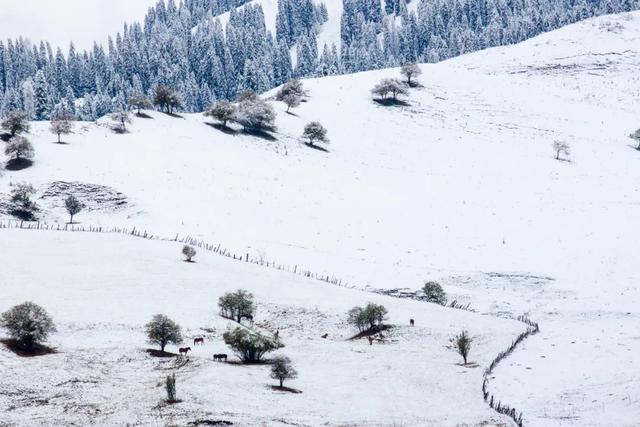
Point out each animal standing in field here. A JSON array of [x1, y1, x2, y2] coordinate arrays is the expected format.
[[367, 336, 374, 345], [274, 330, 280, 339], [213, 353, 228, 362], [194, 337, 205, 345], [410, 319, 415, 326], [179, 347, 191, 357], [321, 333, 328, 339]]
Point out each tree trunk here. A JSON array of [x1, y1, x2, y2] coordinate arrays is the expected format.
[[58, 133, 61, 143], [279, 379, 283, 387], [69, 214, 73, 224], [161, 341, 166, 352]]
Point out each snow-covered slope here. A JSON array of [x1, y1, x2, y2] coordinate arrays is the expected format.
[[0, 229, 521, 426], [0, 0, 158, 50], [2, 10, 640, 426]]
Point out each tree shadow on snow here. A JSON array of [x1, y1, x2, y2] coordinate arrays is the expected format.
[[270, 385, 303, 394], [1, 339, 57, 357], [205, 122, 238, 136], [241, 129, 277, 142], [5, 158, 34, 171], [373, 98, 411, 107], [304, 143, 329, 153], [0, 133, 11, 142], [136, 112, 153, 119], [162, 112, 184, 119]]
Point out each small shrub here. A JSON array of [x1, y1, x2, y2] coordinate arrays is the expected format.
[[182, 245, 196, 262], [629, 128, 640, 150], [218, 289, 255, 322], [110, 111, 132, 133], [166, 373, 177, 402], [223, 327, 283, 363], [454, 330, 473, 365], [0, 302, 56, 351], [270, 356, 298, 387], [145, 314, 183, 352], [423, 281, 447, 305], [553, 140, 570, 161]]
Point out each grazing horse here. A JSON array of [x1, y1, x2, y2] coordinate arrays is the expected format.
[[213, 353, 228, 362], [321, 333, 329, 339], [410, 319, 415, 327], [179, 347, 191, 357], [194, 337, 205, 345]]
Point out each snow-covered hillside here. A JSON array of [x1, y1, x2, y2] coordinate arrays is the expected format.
[[2, 10, 640, 427], [0, 229, 522, 426]]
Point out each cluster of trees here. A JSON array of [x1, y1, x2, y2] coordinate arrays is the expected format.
[[1, 0, 634, 120], [371, 63, 422, 105], [347, 302, 388, 333], [205, 90, 276, 133]]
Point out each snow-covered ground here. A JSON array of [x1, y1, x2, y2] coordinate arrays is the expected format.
[[0, 0, 159, 50], [0, 229, 522, 426], [2, 10, 640, 426]]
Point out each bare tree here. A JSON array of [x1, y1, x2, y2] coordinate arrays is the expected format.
[[129, 93, 153, 116], [65, 195, 84, 224], [371, 78, 408, 103], [205, 101, 236, 128], [270, 356, 298, 388], [629, 129, 640, 150], [1, 110, 30, 136], [4, 136, 34, 162], [50, 114, 73, 143], [276, 80, 305, 113], [400, 63, 422, 87], [182, 245, 196, 262], [553, 141, 570, 161], [145, 314, 183, 353], [110, 111, 132, 133], [0, 302, 56, 351], [154, 86, 182, 114], [301, 121, 329, 146]]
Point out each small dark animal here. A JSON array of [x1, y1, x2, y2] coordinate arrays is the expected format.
[[274, 330, 280, 339], [321, 333, 328, 339], [410, 319, 415, 327], [213, 353, 228, 362], [194, 337, 205, 345], [367, 336, 374, 346], [179, 347, 192, 356]]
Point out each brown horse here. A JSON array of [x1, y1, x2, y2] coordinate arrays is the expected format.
[[410, 319, 415, 327], [194, 337, 205, 345], [367, 336, 374, 346], [321, 333, 329, 339], [179, 347, 191, 357], [213, 353, 228, 362]]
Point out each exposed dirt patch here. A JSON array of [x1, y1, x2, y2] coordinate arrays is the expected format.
[[40, 181, 128, 213]]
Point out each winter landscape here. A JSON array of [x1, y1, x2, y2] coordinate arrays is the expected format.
[[1, 1, 640, 426]]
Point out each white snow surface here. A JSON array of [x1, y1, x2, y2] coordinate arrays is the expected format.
[[1, 10, 640, 427]]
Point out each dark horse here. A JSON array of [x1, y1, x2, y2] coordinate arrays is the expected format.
[[179, 347, 192, 357], [213, 353, 228, 362], [194, 337, 205, 345]]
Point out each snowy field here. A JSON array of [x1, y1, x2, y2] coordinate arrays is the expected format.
[[0, 229, 522, 426], [1, 10, 640, 427]]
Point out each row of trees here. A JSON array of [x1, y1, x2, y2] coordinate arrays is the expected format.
[[2, 0, 633, 120]]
